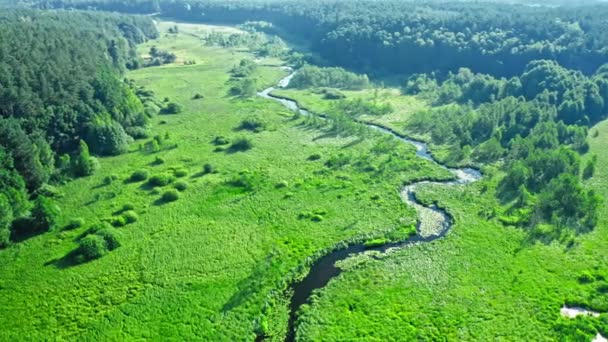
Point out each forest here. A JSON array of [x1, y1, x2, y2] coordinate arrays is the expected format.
[[1, 0, 608, 341], [29, 0, 608, 77], [0, 10, 158, 247]]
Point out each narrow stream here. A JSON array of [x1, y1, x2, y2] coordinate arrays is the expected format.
[[258, 70, 482, 342]]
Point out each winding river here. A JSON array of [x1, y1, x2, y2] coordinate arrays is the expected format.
[[258, 70, 482, 342]]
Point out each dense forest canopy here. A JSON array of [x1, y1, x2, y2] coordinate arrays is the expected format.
[[25, 0, 608, 77], [0, 9, 157, 247]]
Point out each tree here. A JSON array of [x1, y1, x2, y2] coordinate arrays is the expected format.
[[72, 140, 97, 177], [31, 196, 60, 232], [0, 195, 13, 248]]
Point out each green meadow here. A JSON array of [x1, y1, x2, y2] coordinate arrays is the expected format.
[[0, 21, 450, 340]]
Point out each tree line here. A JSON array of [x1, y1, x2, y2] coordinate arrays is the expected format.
[[406, 60, 606, 244], [31, 0, 608, 77], [0, 9, 158, 247]]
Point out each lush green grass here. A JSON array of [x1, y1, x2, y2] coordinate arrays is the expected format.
[[0, 21, 448, 340], [293, 124, 608, 340]]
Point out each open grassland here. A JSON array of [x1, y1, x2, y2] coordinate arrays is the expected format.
[[293, 123, 608, 340], [0, 21, 449, 340]]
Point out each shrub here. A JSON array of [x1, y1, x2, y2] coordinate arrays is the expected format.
[[162, 189, 180, 202], [95, 228, 121, 250], [31, 196, 60, 232], [78, 234, 108, 261], [122, 203, 135, 211], [103, 174, 118, 185], [148, 173, 173, 187], [213, 136, 230, 146], [308, 153, 322, 161], [72, 140, 97, 177], [174, 169, 188, 178], [203, 163, 215, 174], [130, 169, 149, 182], [88, 222, 113, 235], [153, 156, 165, 165], [239, 116, 266, 132], [122, 211, 138, 224], [162, 102, 183, 114], [311, 214, 324, 222], [111, 216, 127, 227], [193, 93, 204, 99], [85, 119, 130, 156], [275, 180, 289, 188], [67, 218, 85, 230], [126, 126, 151, 139], [230, 137, 253, 152], [322, 88, 346, 100], [174, 180, 188, 191]]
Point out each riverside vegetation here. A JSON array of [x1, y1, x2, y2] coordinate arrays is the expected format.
[[1, 1, 608, 341]]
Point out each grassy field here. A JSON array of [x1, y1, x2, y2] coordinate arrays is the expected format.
[[0, 21, 450, 340], [292, 125, 608, 339]]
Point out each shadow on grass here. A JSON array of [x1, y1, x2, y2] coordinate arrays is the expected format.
[[44, 249, 82, 269], [9, 218, 45, 243], [222, 253, 276, 313]]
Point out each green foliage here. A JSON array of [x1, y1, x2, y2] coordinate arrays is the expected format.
[[230, 77, 257, 98], [231, 59, 258, 77], [66, 218, 85, 230], [148, 173, 174, 187], [229, 137, 253, 152], [239, 116, 266, 132], [203, 163, 215, 174], [161, 189, 180, 202], [0, 194, 13, 248], [162, 102, 183, 114], [95, 228, 121, 251], [78, 234, 108, 261], [213, 136, 230, 146], [173, 169, 188, 178], [122, 210, 139, 224], [130, 169, 150, 182], [72, 140, 98, 177], [583, 155, 598, 180], [290, 65, 369, 90], [86, 118, 131, 156], [174, 180, 188, 191], [31, 196, 60, 232]]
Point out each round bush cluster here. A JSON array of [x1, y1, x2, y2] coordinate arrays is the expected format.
[[130, 169, 149, 182], [148, 173, 173, 187], [174, 180, 188, 191], [162, 189, 180, 202]]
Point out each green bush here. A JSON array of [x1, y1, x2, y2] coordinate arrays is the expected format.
[[153, 156, 165, 165], [311, 214, 324, 222], [130, 169, 149, 182], [174, 180, 188, 191], [148, 173, 173, 187], [67, 218, 85, 230], [162, 102, 183, 114], [308, 153, 322, 161], [162, 189, 180, 202], [111, 216, 127, 227], [230, 137, 253, 152], [203, 163, 215, 174], [103, 174, 118, 185], [174, 169, 188, 178], [78, 234, 108, 261], [275, 180, 289, 188], [31, 196, 60, 232], [122, 203, 135, 211], [239, 116, 266, 132], [95, 228, 121, 250], [213, 136, 230, 146], [87, 222, 113, 235], [122, 210, 139, 224]]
